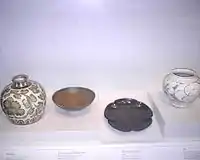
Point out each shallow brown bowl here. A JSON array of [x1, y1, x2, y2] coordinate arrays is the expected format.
[[52, 87, 95, 111]]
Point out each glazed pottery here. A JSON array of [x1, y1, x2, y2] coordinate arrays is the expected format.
[[0, 74, 46, 125], [163, 68, 200, 108], [52, 87, 95, 111], [104, 98, 153, 132]]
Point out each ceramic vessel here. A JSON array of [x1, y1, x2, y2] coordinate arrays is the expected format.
[[163, 68, 200, 108], [0, 74, 46, 125], [104, 98, 153, 132], [52, 87, 95, 111]]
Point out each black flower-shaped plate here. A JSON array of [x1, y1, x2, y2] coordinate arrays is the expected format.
[[104, 98, 153, 132]]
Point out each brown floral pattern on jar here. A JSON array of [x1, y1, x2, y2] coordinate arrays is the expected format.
[[18, 112, 29, 119], [22, 99, 31, 108], [2, 97, 25, 116], [1, 87, 11, 99], [38, 92, 46, 101], [36, 107, 43, 116], [2, 93, 10, 99], [29, 94, 37, 102], [3, 87, 10, 94], [20, 89, 29, 94], [13, 94, 22, 99], [17, 120, 25, 125], [10, 90, 20, 94], [25, 119, 31, 124], [29, 84, 40, 94], [27, 108, 35, 115], [10, 90, 22, 100]]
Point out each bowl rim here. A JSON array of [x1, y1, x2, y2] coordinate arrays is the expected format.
[[171, 68, 197, 78], [52, 86, 96, 110]]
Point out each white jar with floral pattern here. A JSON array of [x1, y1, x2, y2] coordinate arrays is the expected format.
[[163, 68, 200, 108], [0, 74, 46, 125]]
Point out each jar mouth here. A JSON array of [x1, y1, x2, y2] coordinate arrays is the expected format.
[[172, 68, 196, 78]]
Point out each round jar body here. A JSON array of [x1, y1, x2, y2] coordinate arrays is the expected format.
[[0, 74, 46, 125], [163, 68, 200, 108]]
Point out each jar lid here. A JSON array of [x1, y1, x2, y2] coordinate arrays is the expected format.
[[11, 74, 31, 89]]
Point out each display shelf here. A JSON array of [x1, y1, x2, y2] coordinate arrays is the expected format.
[[0, 88, 101, 146], [150, 91, 200, 139], [0, 89, 163, 145], [97, 90, 162, 143], [1, 89, 200, 160]]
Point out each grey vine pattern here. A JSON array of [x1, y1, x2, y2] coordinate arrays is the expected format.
[[2, 97, 25, 116], [1, 81, 46, 125], [163, 72, 200, 107], [29, 84, 40, 94]]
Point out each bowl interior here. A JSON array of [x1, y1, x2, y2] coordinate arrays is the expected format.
[[52, 87, 95, 110]]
